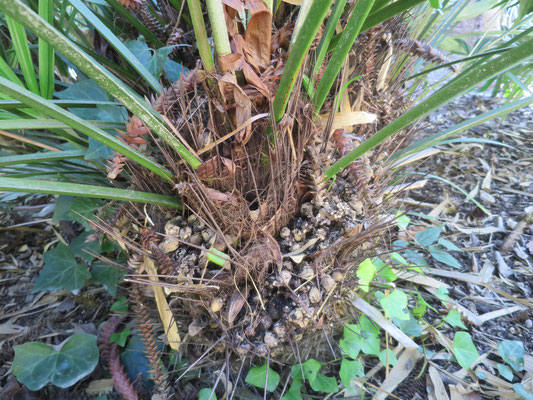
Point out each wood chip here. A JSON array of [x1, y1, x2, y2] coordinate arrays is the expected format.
[[371, 348, 422, 400], [351, 295, 418, 349], [429, 365, 451, 400]]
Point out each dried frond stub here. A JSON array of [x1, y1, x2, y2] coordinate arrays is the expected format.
[[107, 153, 128, 180], [398, 38, 459, 72]]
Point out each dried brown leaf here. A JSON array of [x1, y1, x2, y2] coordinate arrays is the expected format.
[[226, 289, 248, 326], [244, 0, 272, 68]]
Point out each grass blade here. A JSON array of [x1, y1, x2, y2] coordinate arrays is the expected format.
[[312, 0, 347, 82], [0, 177, 181, 208], [325, 37, 533, 179], [361, 0, 425, 32], [0, 56, 26, 88], [69, 0, 162, 94], [0, 100, 121, 110], [313, 0, 375, 112], [5, 15, 40, 94], [389, 95, 533, 162], [38, 0, 55, 99], [0, 118, 124, 130], [0, 0, 201, 169], [0, 76, 174, 181], [273, 0, 334, 122], [0, 150, 85, 167]]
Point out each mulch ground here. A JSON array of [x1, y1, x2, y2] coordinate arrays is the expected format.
[[0, 94, 531, 399]]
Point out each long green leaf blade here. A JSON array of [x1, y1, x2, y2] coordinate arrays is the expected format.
[[0, 76, 174, 181], [272, 0, 334, 122], [390, 95, 533, 162], [0, 0, 201, 169], [0, 118, 124, 130], [0, 100, 121, 109], [68, 0, 162, 94], [5, 15, 40, 94], [0, 177, 181, 208], [0, 51, 26, 89], [0, 150, 85, 167], [313, 0, 375, 112], [325, 38, 533, 179], [361, 0, 425, 32], [38, 0, 54, 99], [312, 0, 347, 82]]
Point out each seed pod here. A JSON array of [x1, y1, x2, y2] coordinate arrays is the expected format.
[[236, 343, 252, 356], [279, 270, 292, 286], [299, 264, 314, 281], [254, 343, 269, 357], [273, 322, 287, 338], [332, 271, 344, 282], [309, 286, 321, 304], [264, 332, 278, 348], [280, 227, 291, 239], [210, 298, 224, 313], [321, 274, 336, 292]]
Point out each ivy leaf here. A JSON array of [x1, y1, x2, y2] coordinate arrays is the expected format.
[[339, 359, 363, 392], [379, 349, 398, 366], [164, 59, 188, 82], [11, 334, 98, 391], [360, 315, 380, 335], [90, 264, 125, 296], [69, 232, 101, 263], [339, 324, 362, 359], [514, 383, 533, 400], [33, 243, 90, 295], [414, 226, 442, 247], [497, 363, 514, 381], [436, 287, 450, 303], [379, 290, 410, 320], [453, 332, 479, 370], [309, 373, 337, 393], [281, 385, 302, 400], [301, 359, 321, 382], [298, 359, 337, 393], [443, 310, 467, 329], [429, 246, 461, 269], [53, 196, 102, 228], [198, 388, 218, 400], [392, 314, 423, 337], [245, 363, 280, 392], [356, 258, 376, 292], [110, 328, 131, 347], [110, 296, 129, 313], [121, 333, 163, 387], [498, 340, 525, 372], [377, 264, 397, 282], [281, 379, 303, 400], [361, 333, 380, 356]]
